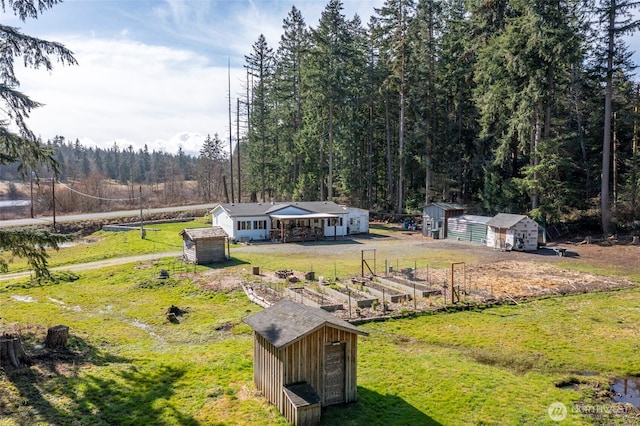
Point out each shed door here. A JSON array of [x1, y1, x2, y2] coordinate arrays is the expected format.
[[324, 342, 345, 405]]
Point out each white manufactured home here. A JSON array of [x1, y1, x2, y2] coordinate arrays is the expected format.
[[211, 201, 367, 243]]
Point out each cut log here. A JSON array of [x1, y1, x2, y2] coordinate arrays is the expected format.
[[0, 333, 30, 368], [45, 325, 69, 350]]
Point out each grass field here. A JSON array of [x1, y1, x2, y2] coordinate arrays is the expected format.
[[0, 224, 638, 425]]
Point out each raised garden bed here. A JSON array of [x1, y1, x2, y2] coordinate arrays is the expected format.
[[322, 283, 378, 308], [376, 276, 442, 297], [353, 277, 410, 303], [284, 286, 344, 312]]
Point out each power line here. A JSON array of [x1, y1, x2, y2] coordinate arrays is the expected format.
[[57, 182, 135, 202]]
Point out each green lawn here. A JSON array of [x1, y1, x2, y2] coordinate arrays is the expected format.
[[0, 225, 638, 425], [0, 218, 212, 273]]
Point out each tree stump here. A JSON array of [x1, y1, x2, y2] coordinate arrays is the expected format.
[[0, 333, 30, 368], [45, 325, 69, 350]]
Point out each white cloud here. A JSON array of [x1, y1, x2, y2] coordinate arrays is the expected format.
[[13, 0, 386, 156], [20, 36, 244, 155]]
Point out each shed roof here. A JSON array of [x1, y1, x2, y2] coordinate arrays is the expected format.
[[244, 299, 368, 349], [450, 215, 492, 225], [486, 213, 530, 228], [179, 227, 228, 240], [422, 202, 464, 211], [213, 201, 348, 217]]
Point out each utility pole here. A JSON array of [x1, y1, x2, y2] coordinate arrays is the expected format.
[[139, 186, 145, 239], [228, 59, 235, 203], [30, 170, 34, 218], [51, 176, 56, 231], [237, 97, 242, 202]]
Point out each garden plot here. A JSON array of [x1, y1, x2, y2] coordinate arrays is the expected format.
[[351, 277, 410, 303], [284, 286, 343, 312], [375, 275, 442, 297], [320, 282, 378, 308]]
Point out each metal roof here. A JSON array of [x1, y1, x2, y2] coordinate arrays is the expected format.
[[486, 213, 529, 228], [449, 215, 492, 225], [179, 227, 228, 240], [212, 201, 348, 217], [244, 299, 368, 349], [270, 213, 338, 220], [422, 202, 465, 211]]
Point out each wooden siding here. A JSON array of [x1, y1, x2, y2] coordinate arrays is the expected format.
[[281, 326, 359, 406], [253, 325, 360, 422], [282, 383, 321, 426], [182, 237, 225, 264], [254, 332, 284, 411], [282, 399, 320, 426]]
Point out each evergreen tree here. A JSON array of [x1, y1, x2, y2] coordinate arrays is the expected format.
[[596, 0, 640, 235], [0, 0, 76, 278], [273, 6, 309, 199], [245, 34, 275, 202], [197, 134, 225, 201], [372, 0, 415, 213], [304, 0, 356, 201]]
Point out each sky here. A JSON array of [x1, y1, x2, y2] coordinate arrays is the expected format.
[[6, 0, 384, 156], [3, 0, 640, 157]]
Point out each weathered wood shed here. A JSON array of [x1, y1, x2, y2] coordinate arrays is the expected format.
[[422, 202, 465, 238], [244, 300, 368, 426], [179, 227, 228, 264]]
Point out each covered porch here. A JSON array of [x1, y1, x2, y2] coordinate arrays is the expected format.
[[269, 213, 339, 243]]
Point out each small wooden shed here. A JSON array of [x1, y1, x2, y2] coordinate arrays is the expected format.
[[244, 300, 368, 426], [486, 213, 539, 251], [179, 227, 228, 264]]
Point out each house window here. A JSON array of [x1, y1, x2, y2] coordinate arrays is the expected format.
[[237, 221, 251, 230], [254, 220, 266, 230]]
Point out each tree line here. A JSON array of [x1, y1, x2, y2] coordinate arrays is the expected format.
[[237, 0, 640, 235], [3, 1, 640, 231], [0, 134, 232, 212]]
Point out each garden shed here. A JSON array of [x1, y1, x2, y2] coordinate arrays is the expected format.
[[486, 213, 539, 252], [179, 227, 228, 264], [447, 215, 491, 244], [422, 202, 465, 238], [244, 300, 368, 426]]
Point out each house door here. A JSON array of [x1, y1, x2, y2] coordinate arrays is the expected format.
[[324, 342, 345, 405]]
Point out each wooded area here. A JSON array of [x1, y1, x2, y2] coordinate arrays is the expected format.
[[238, 0, 640, 235], [1, 0, 639, 236]]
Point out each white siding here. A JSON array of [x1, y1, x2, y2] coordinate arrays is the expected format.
[[235, 216, 271, 241], [212, 208, 234, 239], [346, 208, 369, 234], [486, 217, 538, 251]]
